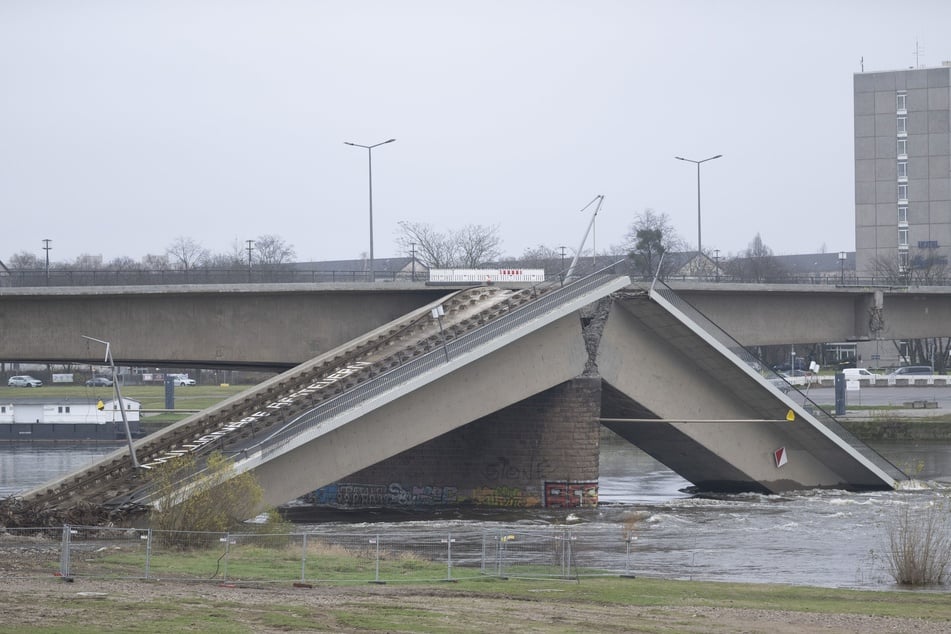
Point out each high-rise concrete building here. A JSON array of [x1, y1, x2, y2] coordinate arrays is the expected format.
[[854, 64, 951, 278]]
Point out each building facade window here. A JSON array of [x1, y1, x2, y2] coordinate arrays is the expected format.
[[897, 138, 907, 157], [897, 91, 907, 111], [898, 161, 908, 179], [918, 240, 939, 249], [899, 228, 909, 246], [897, 116, 907, 134], [898, 183, 908, 200], [898, 205, 908, 223], [899, 251, 909, 270]]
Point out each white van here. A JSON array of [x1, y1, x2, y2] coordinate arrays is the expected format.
[[843, 368, 877, 380]]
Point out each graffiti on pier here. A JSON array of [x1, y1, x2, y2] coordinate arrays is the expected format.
[[471, 486, 541, 508], [544, 481, 598, 508], [302, 482, 458, 508]]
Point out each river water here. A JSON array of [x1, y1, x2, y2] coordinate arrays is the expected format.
[[2, 436, 950, 590]]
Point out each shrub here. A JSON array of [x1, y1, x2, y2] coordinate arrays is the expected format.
[[149, 452, 263, 540], [883, 500, 951, 585]]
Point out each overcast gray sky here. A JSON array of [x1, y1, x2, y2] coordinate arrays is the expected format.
[[2, 1, 950, 265]]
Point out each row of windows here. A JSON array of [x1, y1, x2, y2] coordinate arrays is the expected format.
[[897, 92, 908, 271]]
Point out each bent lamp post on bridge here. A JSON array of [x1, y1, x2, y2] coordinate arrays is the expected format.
[[344, 138, 396, 283], [675, 154, 722, 257], [431, 304, 450, 362], [82, 335, 139, 468]]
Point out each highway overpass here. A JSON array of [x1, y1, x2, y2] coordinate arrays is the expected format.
[[2, 281, 951, 369]]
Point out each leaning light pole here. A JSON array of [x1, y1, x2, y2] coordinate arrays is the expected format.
[[344, 138, 396, 282], [675, 154, 722, 257], [82, 335, 139, 468]]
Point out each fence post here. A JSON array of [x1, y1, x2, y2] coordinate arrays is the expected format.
[[223, 532, 231, 581], [300, 533, 308, 583], [59, 524, 71, 578], [622, 531, 637, 578], [372, 534, 382, 583], [144, 529, 153, 580], [481, 531, 487, 575], [565, 529, 573, 580], [444, 532, 454, 581]]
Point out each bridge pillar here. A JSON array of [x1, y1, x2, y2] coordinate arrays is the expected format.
[[294, 377, 602, 511]]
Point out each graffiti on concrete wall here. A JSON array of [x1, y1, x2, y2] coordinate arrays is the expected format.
[[302, 482, 459, 507], [544, 481, 598, 508], [471, 485, 541, 508]]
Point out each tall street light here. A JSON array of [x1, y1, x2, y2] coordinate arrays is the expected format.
[[42, 238, 52, 286], [345, 138, 396, 282], [675, 154, 722, 257]]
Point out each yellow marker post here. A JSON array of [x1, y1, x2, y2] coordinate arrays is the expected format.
[[786, 409, 795, 422], [96, 399, 105, 411]]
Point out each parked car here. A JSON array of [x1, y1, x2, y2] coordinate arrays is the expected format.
[[85, 377, 114, 387], [168, 374, 196, 386], [7, 375, 43, 387], [887, 366, 934, 377], [842, 368, 878, 380]]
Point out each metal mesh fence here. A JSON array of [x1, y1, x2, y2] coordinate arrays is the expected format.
[[1, 524, 643, 584]]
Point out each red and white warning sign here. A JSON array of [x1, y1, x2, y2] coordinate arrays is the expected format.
[[774, 447, 788, 468]]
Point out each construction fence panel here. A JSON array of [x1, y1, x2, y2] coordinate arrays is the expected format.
[[0, 526, 64, 579], [63, 525, 150, 580], [146, 529, 231, 582]]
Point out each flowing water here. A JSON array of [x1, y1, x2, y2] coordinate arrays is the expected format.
[[2, 437, 950, 589]]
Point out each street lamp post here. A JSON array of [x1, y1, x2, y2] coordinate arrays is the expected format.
[[246, 239, 254, 282], [839, 251, 847, 284], [675, 154, 723, 257], [344, 138, 396, 282], [81, 335, 139, 468], [42, 238, 52, 286]]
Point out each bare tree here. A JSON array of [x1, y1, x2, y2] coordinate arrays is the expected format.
[[725, 234, 786, 282], [166, 237, 209, 271], [69, 254, 104, 270], [253, 234, 296, 268], [141, 253, 170, 270], [454, 224, 502, 267], [107, 256, 140, 271], [396, 221, 456, 268], [207, 239, 250, 269], [7, 251, 39, 269], [620, 209, 686, 279]]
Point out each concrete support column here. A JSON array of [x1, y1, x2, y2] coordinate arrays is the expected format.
[[299, 377, 602, 510]]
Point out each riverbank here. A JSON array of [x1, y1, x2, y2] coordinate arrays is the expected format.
[[836, 408, 951, 441], [1, 575, 949, 633]]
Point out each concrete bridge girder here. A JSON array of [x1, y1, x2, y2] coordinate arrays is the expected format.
[[0, 284, 449, 368], [659, 282, 951, 345], [597, 295, 894, 492]]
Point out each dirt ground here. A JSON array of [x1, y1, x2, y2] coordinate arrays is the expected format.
[[0, 576, 949, 634]]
